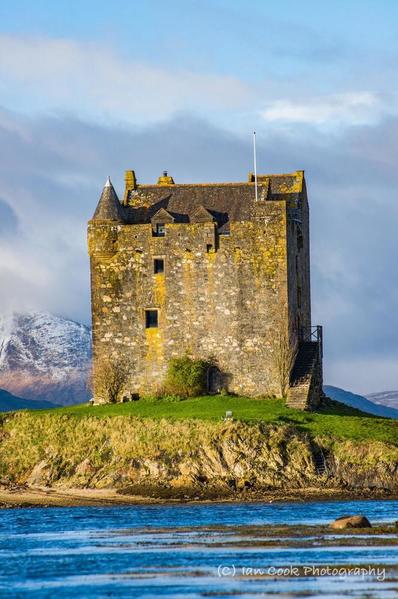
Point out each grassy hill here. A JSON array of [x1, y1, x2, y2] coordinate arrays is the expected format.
[[29, 395, 398, 445], [1, 396, 396, 498]]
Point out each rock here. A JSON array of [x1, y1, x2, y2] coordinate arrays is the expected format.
[[26, 460, 52, 487], [330, 515, 372, 529], [75, 458, 94, 476]]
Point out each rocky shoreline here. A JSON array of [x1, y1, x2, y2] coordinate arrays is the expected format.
[[1, 485, 397, 509], [1, 413, 397, 504]]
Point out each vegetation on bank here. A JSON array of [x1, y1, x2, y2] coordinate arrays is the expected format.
[[11, 395, 398, 445], [0, 396, 397, 494]]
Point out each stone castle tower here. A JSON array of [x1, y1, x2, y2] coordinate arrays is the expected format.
[[88, 169, 323, 408]]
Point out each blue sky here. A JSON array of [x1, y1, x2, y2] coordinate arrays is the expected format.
[[0, 0, 398, 393], [2, 0, 398, 128]]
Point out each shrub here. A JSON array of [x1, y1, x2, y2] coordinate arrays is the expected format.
[[163, 356, 209, 398]]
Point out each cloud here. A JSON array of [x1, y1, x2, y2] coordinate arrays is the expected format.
[[0, 107, 398, 394], [0, 35, 252, 124], [0, 33, 393, 139], [0, 198, 18, 237], [261, 92, 389, 127]]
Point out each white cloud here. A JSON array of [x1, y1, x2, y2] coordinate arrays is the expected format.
[[261, 92, 387, 127], [0, 35, 252, 124]]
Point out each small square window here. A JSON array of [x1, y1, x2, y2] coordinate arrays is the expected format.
[[206, 244, 213, 253], [156, 224, 165, 237], [154, 258, 164, 274], [145, 310, 158, 328]]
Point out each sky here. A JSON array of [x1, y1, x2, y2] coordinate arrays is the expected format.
[[0, 0, 398, 394]]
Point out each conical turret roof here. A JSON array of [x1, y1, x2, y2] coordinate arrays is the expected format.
[[92, 177, 125, 222]]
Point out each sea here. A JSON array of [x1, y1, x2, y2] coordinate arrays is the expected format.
[[0, 499, 397, 598]]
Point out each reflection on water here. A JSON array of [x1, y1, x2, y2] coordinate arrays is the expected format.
[[0, 499, 397, 597]]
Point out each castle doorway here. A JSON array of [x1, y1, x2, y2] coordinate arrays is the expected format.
[[207, 366, 222, 394]]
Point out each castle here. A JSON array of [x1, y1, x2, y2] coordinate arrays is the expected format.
[[88, 169, 323, 409]]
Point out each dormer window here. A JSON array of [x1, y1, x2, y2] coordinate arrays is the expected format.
[[151, 207, 174, 236], [156, 224, 165, 237]]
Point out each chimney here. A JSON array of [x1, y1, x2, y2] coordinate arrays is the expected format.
[[123, 170, 137, 205], [157, 170, 175, 185]]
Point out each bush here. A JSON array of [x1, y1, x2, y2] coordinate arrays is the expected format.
[[91, 355, 130, 404], [163, 356, 209, 398]]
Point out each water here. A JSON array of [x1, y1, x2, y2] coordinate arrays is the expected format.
[[0, 499, 397, 598]]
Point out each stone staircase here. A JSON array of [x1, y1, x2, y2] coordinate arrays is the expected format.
[[287, 341, 322, 410], [312, 448, 328, 476]]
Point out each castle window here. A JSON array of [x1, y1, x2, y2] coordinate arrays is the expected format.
[[155, 224, 165, 237], [297, 228, 303, 250], [206, 244, 213, 253], [154, 258, 164, 274], [145, 309, 158, 328]]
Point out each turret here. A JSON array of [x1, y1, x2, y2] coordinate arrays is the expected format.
[[88, 177, 124, 258], [91, 177, 125, 223]]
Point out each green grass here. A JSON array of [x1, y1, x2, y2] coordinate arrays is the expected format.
[[27, 395, 398, 445], [1, 397, 396, 487]]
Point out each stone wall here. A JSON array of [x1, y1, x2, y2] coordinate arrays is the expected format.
[[286, 187, 311, 344], [88, 200, 294, 399]]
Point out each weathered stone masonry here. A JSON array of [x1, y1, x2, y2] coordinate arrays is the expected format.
[[88, 170, 323, 407]]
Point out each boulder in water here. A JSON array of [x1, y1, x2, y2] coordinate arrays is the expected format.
[[330, 515, 372, 529]]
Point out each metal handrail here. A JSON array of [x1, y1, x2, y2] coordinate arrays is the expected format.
[[300, 325, 323, 358]]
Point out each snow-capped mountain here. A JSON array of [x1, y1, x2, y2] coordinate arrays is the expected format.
[[0, 312, 91, 405], [366, 391, 398, 410]]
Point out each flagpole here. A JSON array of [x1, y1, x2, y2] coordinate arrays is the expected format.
[[253, 131, 258, 202]]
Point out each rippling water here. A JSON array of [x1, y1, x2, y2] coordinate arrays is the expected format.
[[0, 499, 397, 598]]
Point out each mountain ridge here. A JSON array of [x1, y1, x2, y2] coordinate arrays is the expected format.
[[324, 385, 398, 419], [366, 390, 398, 409], [0, 311, 91, 405], [0, 388, 57, 412]]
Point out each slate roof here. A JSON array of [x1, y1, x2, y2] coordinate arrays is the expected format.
[[92, 178, 125, 222], [92, 172, 305, 227]]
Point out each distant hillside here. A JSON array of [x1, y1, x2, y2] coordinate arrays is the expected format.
[[0, 311, 91, 405], [0, 388, 57, 412], [366, 391, 398, 410], [324, 385, 398, 419]]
